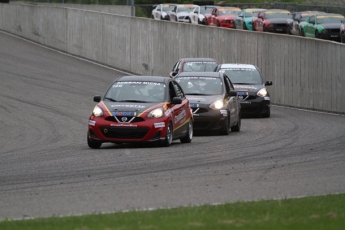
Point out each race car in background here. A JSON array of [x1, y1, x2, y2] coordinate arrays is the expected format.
[[234, 8, 265, 30], [87, 76, 193, 148], [206, 7, 241, 28], [151, 4, 178, 20], [253, 9, 292, 33], [170, 4, 198, 23], [169, 57, 219, 78], [175, 72, 241, 134], [215, 63, 272, 118], [287, 11, 325, 35], [299, 13, 345, 41], [189, 5, 215, 24]]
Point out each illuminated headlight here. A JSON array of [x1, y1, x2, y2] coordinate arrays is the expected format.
[[210, 100, 224, 110], [148, 107, 164, 118], [322, 29, 328, 34], [257, 88, 268, 97], [92, 105, 104, 117]]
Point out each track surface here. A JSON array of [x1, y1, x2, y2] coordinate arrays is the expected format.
[[1, 32, 345, 220]]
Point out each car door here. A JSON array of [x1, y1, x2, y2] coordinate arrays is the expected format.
[[155, 5, 161, 20], [224, 75, 239, 126], [170, 6, 177, 21], [235, 10, 244, 29], [170, 81, 189, 137], [255, 11, 265, 31], [191, 7, 199, 24], [210, 8, 217, 26]]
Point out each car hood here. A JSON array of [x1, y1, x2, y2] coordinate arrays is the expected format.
[[102, 101, 163, 116], [267, 18, 292, 24], [320, 23, 342, 29], [177, 12, 190, 17], [185, 95, 223, 105], [233, 84, 264, 93], [218, 15, 236, 20]]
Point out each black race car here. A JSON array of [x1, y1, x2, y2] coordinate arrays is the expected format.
[[174, 72, 241, 135], [215, 64, 272, 118]]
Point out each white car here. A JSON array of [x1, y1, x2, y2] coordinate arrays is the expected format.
[[189, 5, 215, 24], [170, 4, 198, 23], [151, 4, 178, 21]]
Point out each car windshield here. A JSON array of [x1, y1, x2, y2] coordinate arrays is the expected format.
[[163, 5, 175, 11], [178, 7, 195, 12], [266, 13, 291, 19], [200, 7, 213, 14], [219, 10, 241, 15], [104, 81, 166, 103], [175, 76, 223, 95], [317, 16, 344, 23], [245, 10, 261, 17], [219, 68, 263, 84], [183, 61, 218, 72]]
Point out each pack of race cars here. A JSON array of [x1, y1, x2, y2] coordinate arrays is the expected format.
[[87, 57, 273, 149], [151, 3, 345, 43]]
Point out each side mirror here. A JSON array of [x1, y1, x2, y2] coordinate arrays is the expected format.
[[229, 90, 237, 97], [265, 81, 273, 86], [170, 71, 178, 78], [172, 97, 182, 104], [94, 95, 102, 102]]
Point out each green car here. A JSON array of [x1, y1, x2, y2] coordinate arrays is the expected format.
[[299, 13, 344, 41], [234, 8, 265, 30]]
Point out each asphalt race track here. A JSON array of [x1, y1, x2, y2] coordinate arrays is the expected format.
[[1, 31, 345, 220]]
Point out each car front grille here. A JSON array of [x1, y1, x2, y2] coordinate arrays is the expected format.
[[100, 127, 149, 139], [105, 116, 145, 122]]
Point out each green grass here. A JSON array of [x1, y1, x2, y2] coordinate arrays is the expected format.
[[1, 193, 345, 230]]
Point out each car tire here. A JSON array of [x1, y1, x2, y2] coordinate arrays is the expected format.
[[231, 112, 241, 132], [161, 122, 173, 147], [262, 108, 271, 118], [315, 31, 320, 38], [204, 19, 208, 25], [243, 23, 247, 30], [300, 28, 305, 36], [198, 19, 202, 24], [263, 25, 267, 32], [217, 21, 220, 27], [87, 134, 102, 149], [341, 35, 345, 43], [180, 119, 193, 143], [220, 114, 230, 135], [189, 18, 192, 23]]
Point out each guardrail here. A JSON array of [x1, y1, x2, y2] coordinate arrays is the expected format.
[[1, 3, 344, 114]]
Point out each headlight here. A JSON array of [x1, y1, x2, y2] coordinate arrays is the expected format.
[[210, 99, 224, 110], [268, 24, 274, 28], [322, 29, 328, 34], [257, 88, 268, 97], [92, 105, 104, 117], [148, 107, 164, 118]]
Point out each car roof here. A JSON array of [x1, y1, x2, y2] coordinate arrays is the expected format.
[[116, 75, 168, 83], [182, 58, 218, 62], [175, 72, 223, 78], [220, 63, 257, 69]]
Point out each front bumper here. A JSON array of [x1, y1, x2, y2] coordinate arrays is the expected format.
[[88, 116, 168, 143], [267, 23, 288, 33], [239, 96, 270, 116], [192, 108, 227, 132]]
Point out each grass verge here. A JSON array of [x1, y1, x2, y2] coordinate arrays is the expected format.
[[1, 193, 344, 230]]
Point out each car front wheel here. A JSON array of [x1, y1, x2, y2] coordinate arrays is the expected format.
[[87, 134, 102, 149], [180, 119, 193, 143], [161, 122, 173, 147], [231, 112, 241, 132]]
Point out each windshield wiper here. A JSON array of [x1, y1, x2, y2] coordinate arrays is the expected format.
[[104, 97, 117, 102], [119, 100, 147, 103], [185, 93, 210, 95]]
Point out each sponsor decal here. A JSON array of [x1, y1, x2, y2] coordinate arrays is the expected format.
[[112, 111, 136, 116], [264, 97, 270, 100], [190, 103, 200, 108], [234, 84, 257, 89], [154, 122, 165, 128], [175, 109, 187, 124], [187, 97, 206, 102], [165, 109, 172, 116], [241, 101, 251, 104], [110, 124, 137, 127], [89, 120, 96, 126]]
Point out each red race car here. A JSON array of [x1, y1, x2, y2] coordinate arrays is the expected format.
[[253, 9, 292, 33], [87, 76, 193, 148], [206, 7, 241, 28]]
